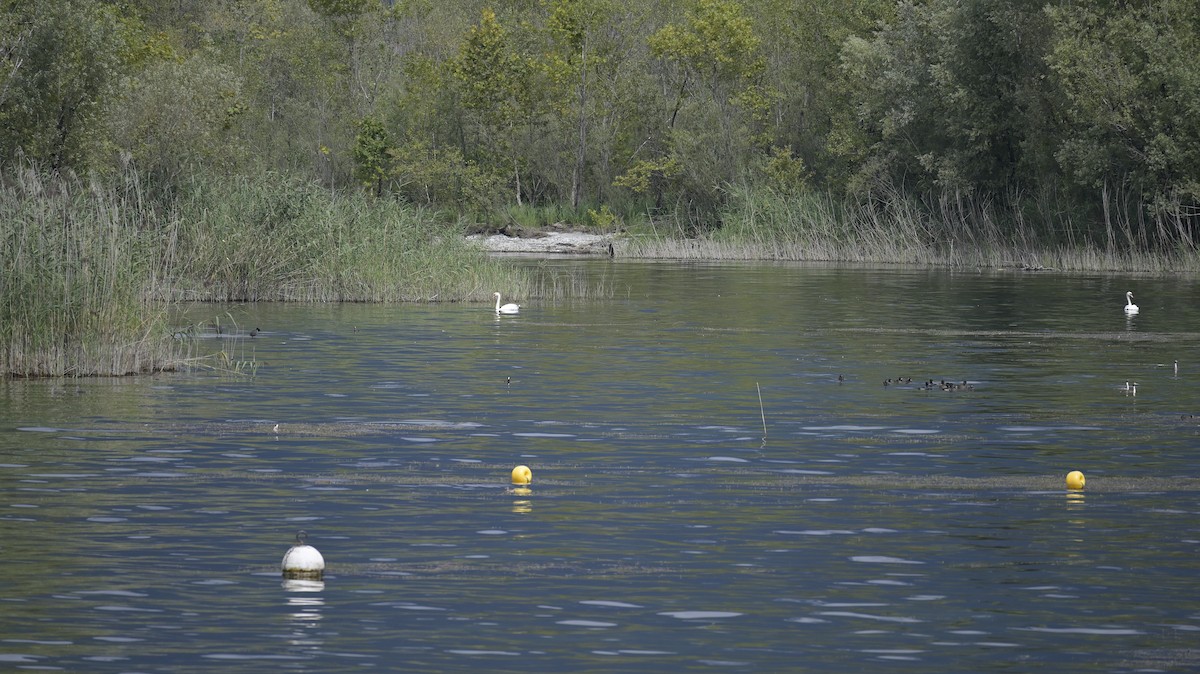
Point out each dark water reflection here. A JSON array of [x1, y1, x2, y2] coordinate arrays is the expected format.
[[3, 261, 1200, 672]]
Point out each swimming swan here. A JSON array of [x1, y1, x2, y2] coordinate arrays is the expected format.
[[1124, 291, 1139, 315], [494, 292, 520, 315]]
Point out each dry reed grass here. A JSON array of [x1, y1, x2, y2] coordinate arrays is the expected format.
[[623, 184, 1200, 273]]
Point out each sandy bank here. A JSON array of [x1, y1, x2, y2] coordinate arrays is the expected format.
[[467, 230, 617, 256]]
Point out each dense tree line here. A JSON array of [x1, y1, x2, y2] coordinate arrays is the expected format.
[[3, 0, 1198, 246]]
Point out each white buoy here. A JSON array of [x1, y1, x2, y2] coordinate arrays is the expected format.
[[281, 530, 325, 580]]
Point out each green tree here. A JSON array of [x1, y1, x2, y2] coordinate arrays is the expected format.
[[648, 0, 765, 132], [390, 139, 504, 214], [108, 54, 247, 182], [753, 0, 891, 185], [207, 0, 353, 185], [1047, 0, 1200, 243], [451, 8, 538, 205], [307, 0, 375, 20], [0, 0, 130, 172], [352, 115, 392, 195], [640, 0, 767, 225], [546, 0, 616, 209], [838, 0, 1060, 196]]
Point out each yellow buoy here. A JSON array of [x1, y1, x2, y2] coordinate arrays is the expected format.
[[1065, 470, 1085, 490], [511, 465, 532, 485]]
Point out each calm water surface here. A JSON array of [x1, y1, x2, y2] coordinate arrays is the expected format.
[[3, 261, 1200, 672]]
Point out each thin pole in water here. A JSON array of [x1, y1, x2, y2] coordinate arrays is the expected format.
[[757, 382, 767, 442]]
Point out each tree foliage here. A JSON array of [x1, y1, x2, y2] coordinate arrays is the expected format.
[[838, 0, 1058, 195], [1, 0, 1198, 245], [0, 0, 130, 172], [1047, 0, 1200, 214]]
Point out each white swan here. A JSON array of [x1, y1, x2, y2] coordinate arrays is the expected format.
[[1124, 291, 1139, 315], [494, 292, 520, 315]]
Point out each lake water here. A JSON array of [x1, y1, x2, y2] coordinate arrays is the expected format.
[[2, 260, 1200, 673]]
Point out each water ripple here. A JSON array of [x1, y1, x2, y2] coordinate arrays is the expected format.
[[851, 555, 926, 565], [580, 600, 643, 608], [658, 611, 742, 620], [819, 611, 923, 623], [1015, 626, 1144, 635]]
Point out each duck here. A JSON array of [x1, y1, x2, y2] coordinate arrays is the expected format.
[[494, 292, 520, 315]]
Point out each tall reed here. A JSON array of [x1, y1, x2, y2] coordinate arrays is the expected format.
[[1, 167, 535, 377], [167, 173, 532, 303], [0, 167, 179, 376], [624, 183, 1200, 273]]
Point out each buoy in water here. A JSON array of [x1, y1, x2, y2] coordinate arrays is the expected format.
[[511, 465, 532, 485], [1065, 470, 1085, 490], [281, 530, 325, 580]]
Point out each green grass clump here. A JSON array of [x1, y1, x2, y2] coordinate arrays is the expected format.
[[1, 167, 534, 377], [168, 173, 531, 303]]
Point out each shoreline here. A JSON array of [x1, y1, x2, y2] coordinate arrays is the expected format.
[[467, 231, 618, 256]]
